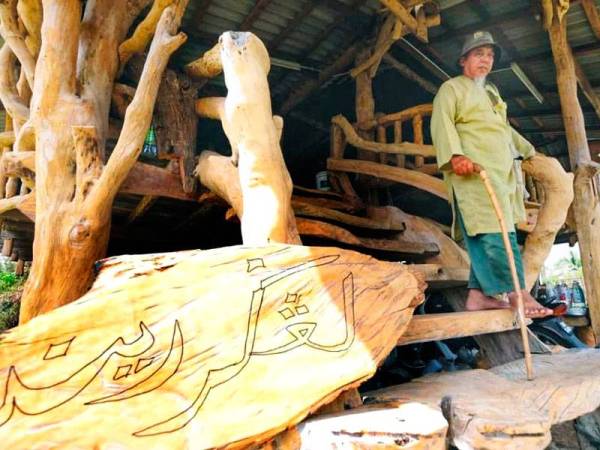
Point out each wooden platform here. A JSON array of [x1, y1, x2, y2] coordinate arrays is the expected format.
[[398, 309, 528, 346], [365, 349, 600, 450]]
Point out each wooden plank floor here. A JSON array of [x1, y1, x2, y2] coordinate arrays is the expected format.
[[397, 309, 528, 345]]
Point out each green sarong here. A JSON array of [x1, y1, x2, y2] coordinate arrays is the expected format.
[[456, 205, 525, 296]]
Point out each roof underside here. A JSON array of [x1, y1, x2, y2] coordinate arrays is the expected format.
[[171, 0, 600, 181]]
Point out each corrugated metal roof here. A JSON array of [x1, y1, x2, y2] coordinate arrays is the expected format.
[[172, 0, 600, 168]]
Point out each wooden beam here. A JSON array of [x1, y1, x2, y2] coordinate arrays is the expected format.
[[379, 0, 419, 36], [272, 0, 370, 110], [332, 114, 436, 157], [574, 57, 600, 121], [119, 162, 196, 201], [239, 0, 273, 31], [327, 158, 448, 201], [431, 6, 528, 42], [296, 218, 439, 258], [409, 263, 469, 288], [547, 2, 600, 344], [513, 40, 600, 66], [126, 195, 157, 225], [292, 199, 406, 231], [582, 0, 600, 40], [382, 53, 438, 94], [397, 309, 526, 345], [191, 0, 213, 26], [279, 42, 364, 115]]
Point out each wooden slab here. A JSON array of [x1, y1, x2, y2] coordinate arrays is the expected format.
[[259, 402, 448, 449], [365, 349, 600, 450], [292, 199, 406, 231], [296, 218, 439, 259], [397, 309, 528, 346], [0, 244, 425, 449], [327, 158, 448, 201]]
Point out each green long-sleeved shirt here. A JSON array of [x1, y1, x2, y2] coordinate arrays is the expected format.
[[431, 75, 535, 237]]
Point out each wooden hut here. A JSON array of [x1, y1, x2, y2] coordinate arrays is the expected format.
[[0, 1, 600, 448]]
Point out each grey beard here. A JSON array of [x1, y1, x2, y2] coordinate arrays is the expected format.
[[473, 76, 487, 88]]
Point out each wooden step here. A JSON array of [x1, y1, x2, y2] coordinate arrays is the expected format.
[[397, 309, 530, 346], [364, 349, 600, 450]]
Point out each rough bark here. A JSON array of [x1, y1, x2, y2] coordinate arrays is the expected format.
[[547, 0, 600, 342], [16, 1, 186, 323], [154, 69, 198, 193]]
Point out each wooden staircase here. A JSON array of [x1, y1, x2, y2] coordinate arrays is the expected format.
[[407, 264, 532, 347]]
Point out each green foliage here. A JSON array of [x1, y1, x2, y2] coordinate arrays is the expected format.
[[0, 297, 19, 331], [0, 271, 19, 292], [0, 270, 24, 332]]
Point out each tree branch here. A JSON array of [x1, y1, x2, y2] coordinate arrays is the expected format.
[[0, 130, 15, 147], [118, 0, 176, 71], [0, 150, 35, 188], [0, 192, 33, 214], [0, 0, 36, 89], [31, 0, 81, 113], [0, 44, 30, 122], [15, 119, 35, 151], [185, 41, 223, 79], [17, 0, 42, 57], [89, 4, 187, 213]]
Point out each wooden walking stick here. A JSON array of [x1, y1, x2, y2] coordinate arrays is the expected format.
[[474, 164, 534, 380]]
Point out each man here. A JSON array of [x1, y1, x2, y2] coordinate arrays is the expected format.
[[431, 31, 552, 318]]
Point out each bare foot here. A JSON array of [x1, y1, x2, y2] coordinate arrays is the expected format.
[[508, 290, 553, 318], [465, 289, 511, 311]]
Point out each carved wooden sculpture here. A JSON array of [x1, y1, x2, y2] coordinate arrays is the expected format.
[[0, 244, 425, 449], [195, 32, 300, 245], [0, 1, 190, 323], [521, 154, 574, 290]]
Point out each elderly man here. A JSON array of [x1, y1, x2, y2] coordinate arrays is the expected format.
[[431, 31, 552, 318]]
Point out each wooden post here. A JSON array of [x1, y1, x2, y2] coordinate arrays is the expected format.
[[546, 0, 600, 342], [355, 48, 378, 204], [412, 114, 424, 168], [393, 120, 405, 167], [1, 237, 13, 257], [15, 258, 24, 276]]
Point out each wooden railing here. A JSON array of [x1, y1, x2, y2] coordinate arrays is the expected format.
[[328, 103, 446, 203]]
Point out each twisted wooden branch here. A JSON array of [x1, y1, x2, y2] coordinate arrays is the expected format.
[[89, 5, 187, 214], [0, 0, 36, 88], [0, 44, 30, 122], [185, 42, 223, 79], [17, 0, 42, 57], [118, 0, 177, 71]]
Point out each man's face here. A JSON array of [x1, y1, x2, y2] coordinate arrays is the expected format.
[[460, 45, 494, 79]]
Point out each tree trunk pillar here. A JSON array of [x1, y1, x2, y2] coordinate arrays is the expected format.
[[547, 2, 600, 342]]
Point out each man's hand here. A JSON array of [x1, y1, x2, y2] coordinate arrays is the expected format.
[[451, 155, 475, 176]]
